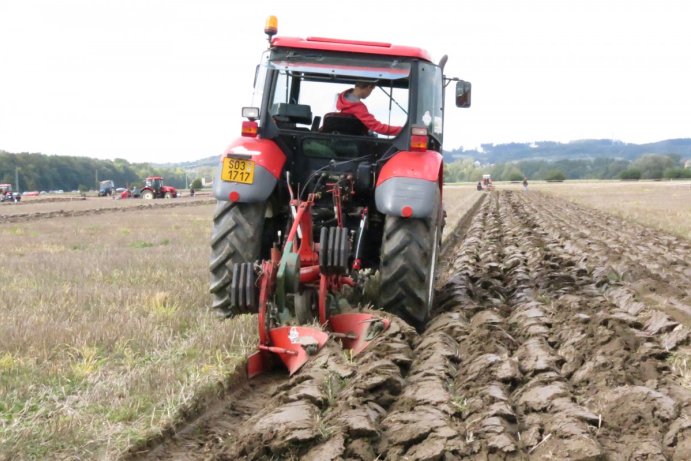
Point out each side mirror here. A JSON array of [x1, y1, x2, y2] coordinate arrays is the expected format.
[[455, 80, 472, 108]]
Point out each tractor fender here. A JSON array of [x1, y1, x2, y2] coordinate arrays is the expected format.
[[213, 137, 286, 203], [375, 150, 442, 218]]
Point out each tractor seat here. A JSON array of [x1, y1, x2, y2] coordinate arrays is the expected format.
[[320, 112, 368, 136]]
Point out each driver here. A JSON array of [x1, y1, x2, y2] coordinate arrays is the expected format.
[[337, 82, 402, 136]]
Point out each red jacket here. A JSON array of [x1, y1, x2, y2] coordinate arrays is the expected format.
[[336, 90, 402, 136]]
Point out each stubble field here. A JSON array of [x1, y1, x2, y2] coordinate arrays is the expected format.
[[1, 181, 690, 460]]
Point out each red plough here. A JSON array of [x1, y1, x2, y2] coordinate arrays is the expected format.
[[245, 190, 389, 378]]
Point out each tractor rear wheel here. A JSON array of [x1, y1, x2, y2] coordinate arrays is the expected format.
[[209, 200, 266, 316], [142, 190, 154, 200], [378, 206, 441, 331]]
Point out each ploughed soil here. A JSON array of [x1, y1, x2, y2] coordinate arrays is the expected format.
[[0, 195, 214, 223], [126, 190, 691, 460]]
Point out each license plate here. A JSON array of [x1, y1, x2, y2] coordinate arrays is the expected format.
[[222, 157, 255, 184]]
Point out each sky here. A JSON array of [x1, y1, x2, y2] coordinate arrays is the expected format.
[[1, 0, 690, 164]]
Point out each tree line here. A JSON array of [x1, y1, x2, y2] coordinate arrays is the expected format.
[[3, 148, 689, 192], [0, 151, 201, 192], [444, 154, 691, 183]]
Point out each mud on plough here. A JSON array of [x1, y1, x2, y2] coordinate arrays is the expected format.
[[231, 190, 389, 378]]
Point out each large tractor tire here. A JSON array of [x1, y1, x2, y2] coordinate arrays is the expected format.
[[142, 190, 154, 200], [378, 206, 441, 331], [209, 200, 266, 316]]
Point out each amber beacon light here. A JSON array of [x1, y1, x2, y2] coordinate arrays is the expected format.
[[264, 16, 278, 40]]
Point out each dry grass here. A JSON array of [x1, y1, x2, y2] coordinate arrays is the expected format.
[[498, 180, 691, 241], [667, 347, 691, 389], [0, 204, 256, 460]]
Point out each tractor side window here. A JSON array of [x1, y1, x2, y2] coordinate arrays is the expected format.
[[269, 72, 313, 128], [271, 71, 294, 107], [416, 64, 443, 139], [251, 51, 270, 109]]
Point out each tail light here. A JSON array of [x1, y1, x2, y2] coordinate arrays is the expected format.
[[410, 126, 428, 152], [242, 121, 258, 137]]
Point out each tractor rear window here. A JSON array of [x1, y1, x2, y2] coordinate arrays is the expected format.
[[267, 52, 410, 135]]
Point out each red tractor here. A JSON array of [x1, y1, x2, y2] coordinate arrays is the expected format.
[[210, 17, 471, 377], [0, 183, 21, 203], [140, 176, 177, 199]]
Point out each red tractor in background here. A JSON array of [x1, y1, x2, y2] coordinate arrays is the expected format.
[[209, 17, 471, 377], [481, 174, 495, 191], [1, 184, 21, 203], [140, 176, 177, 199]]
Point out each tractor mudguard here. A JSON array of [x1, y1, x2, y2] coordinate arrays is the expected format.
[[375, 150, 442, 218], [213, 137, 286, 203]]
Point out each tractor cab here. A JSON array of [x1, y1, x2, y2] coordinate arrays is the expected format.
[[241, 35, 471, 193], [145, 176, 162, 191]]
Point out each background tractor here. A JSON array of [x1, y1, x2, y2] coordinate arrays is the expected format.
[[209, 16, 471, 376], [0, 184, 21, 203], [141, 176, 177, 199], [98, 179, 115, 197], [481, 174, 495, 191]]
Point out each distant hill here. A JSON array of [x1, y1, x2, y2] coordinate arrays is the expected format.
[[160, 139, 691, 170], [443, 138, 691, 164], [151, 156, 217, 170]]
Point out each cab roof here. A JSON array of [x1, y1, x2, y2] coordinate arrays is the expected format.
[[271, 36, 433, 62]]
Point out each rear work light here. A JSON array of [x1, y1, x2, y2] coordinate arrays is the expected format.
[[410, 126, 428, 152], [242, 107, 259, 120]]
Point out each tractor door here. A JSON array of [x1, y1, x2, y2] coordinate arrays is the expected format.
[[412, 62, 444, 151]]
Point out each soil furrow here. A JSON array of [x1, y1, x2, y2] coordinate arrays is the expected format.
[[127, 190, 691, 460]]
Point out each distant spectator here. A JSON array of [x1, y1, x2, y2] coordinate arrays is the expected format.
[[477, 181, 482, 191], [522, 177, 528, 191], [189, 187, 195, 197]]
